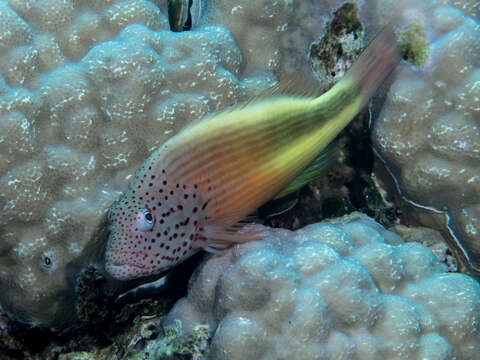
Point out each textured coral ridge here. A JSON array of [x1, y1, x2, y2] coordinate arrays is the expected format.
[[371, 2, 480, 273], [0, 0, 337, 326], [165, 214, 480, 360]]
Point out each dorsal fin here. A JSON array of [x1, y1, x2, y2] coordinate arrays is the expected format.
[[247, 72, 324, 105], [176, 73, 324, 135]]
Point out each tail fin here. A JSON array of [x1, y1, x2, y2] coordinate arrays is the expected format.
[[344, 23, 400, 106], [307, 24, 400, 161]]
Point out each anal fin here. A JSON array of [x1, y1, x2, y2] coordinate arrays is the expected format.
[[273, 140, 338, 200]]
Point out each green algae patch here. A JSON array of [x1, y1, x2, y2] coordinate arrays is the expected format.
[[397, 19, 430, 66]]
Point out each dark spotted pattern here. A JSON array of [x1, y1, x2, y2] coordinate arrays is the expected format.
[[105, 158, 208, 280]]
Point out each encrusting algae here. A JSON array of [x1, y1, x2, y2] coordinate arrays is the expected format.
[[105, 26, 400, 280]]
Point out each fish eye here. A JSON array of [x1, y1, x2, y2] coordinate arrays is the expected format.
[[136, 208, 154, 231], [144, 211, 153, 223]]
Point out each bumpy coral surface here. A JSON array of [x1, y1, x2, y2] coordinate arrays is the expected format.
[[0, 0, 347, 327], [165, 214, 480, 360], [371, 2, 480, 274]]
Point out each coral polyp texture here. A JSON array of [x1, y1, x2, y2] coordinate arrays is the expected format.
[[164, 214, 480, 360], [371, 3, 480, 274]]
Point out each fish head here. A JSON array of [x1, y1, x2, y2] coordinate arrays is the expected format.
[[105, 194, 161, 280], [105, 166, 201, 280]]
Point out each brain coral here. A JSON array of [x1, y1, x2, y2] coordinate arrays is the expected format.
[[0, 0, 342, 327], [164, 213, 480, 360], [371, 2, 480, 275]]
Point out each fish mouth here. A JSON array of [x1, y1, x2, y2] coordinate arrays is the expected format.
[[105, 258, 149, 281]]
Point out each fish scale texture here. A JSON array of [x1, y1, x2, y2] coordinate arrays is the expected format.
[[164, 214, 480, 360], [0, 0, 339, 326]]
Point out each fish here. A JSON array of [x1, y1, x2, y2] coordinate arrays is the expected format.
[[105, 26, 400, 280], [167, 0, 202, 32]]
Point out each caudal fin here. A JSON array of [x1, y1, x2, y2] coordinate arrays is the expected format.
[[345, 23, 400, 106]]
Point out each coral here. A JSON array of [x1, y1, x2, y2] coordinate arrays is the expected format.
[[391, 224, 458, 272], [1, 0, 477, 332], [164, 213, 480, 360], [371, 3, 480, 275], [0, 0, 350, 328]]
